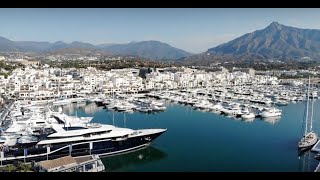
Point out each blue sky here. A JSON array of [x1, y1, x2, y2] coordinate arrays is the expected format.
[[0, 8, 319, 53]]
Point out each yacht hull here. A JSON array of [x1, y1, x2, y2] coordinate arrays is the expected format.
[[0, 130, 165, 166]]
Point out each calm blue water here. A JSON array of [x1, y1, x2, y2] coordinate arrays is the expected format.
[[60, 100, 320, 172]]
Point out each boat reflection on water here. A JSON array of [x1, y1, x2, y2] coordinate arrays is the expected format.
[[81, 103, 103, 115], [263, 116, 281, 125], [241, 117, 255, 123], [298, 151, 318, 172], [101, 146, 167, 172]]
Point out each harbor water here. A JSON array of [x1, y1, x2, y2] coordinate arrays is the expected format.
[[59, 100, 320, 172]]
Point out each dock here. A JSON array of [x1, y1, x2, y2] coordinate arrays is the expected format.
[[311, 140, 320, 153], [34, 155, 105, 172], [315, 162, 320, 172]]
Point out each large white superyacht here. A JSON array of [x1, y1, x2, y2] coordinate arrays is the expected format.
[[0, 102, 167, 166]]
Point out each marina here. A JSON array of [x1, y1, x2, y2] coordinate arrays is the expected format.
[[0, 79, 320, 171], [56, 97, 320, 172], [0, 65, 319, 172], [2, 8, 320, 173]]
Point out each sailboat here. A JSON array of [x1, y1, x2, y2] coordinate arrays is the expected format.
[[298, 76, 318, 151]]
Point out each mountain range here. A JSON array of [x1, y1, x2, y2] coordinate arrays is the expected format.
[[207, 22, 320, 60], [0, 38, 192, 61], [2, 22, 320, 62]]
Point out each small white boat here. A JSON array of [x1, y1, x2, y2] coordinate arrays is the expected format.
[[53, 98, 71, 106], [260, 108, 282, 118], [275, 100, 289, 106], [241, 112, 255, 119]]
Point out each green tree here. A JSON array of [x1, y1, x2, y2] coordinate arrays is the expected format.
[[3, 164, 17, 172]]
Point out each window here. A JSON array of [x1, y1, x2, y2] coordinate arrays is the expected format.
[[85, 164, 93, 170]]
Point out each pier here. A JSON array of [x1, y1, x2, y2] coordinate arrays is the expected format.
[[34, 155, 105, 172], [311, 141, 320, 153], [315, 162, 320, 172]]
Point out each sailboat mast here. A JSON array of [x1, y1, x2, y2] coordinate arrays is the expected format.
[[304, 76, 311, 136], [310, 83, 314, 132]]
